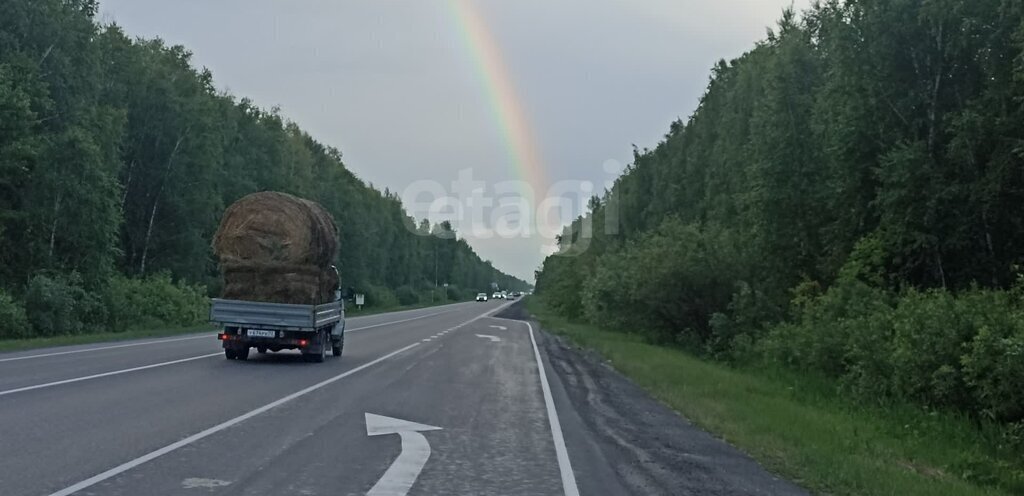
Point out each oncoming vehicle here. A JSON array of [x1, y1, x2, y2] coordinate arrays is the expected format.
[[492, 292, 502, 300], [476, 292, 489, 302]]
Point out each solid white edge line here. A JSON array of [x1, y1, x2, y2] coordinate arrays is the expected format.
[[0, 335, 212, 363], [48, 342, 421, 496], [0, 353, 222, 397], [525, 320, 581, 496]]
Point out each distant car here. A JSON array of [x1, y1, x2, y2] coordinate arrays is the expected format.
[[476, 293, 488, 302], [492, 292, 502, 300], [508, 292, 519, 299]]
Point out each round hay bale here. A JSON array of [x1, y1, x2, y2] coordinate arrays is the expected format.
[[213, 191, 338, 267], [219, 262, 338, 304]]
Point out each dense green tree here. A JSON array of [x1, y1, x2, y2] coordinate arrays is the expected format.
[[0, 0, 528, 338], [538, 0, 1024, 342], [534, 0, 1024, 430]]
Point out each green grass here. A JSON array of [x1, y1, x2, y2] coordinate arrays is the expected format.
[[526, 298, 1023, 496], [0, 323, 216, 353]]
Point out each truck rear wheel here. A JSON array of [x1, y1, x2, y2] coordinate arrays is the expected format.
[[332, 334, 344, 357], [225, 348, 237, 360], [236, 347, 250, 361], [303, 347, 325, 363], [303, 331, 327, 363]]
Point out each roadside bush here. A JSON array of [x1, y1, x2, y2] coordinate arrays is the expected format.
[[581, 218, 745, 347], [23, 272, 103, 336], [363, 285, 398, 308], [0, 289, 29, 339], [445, 285, 461, 301], [103, 273, 208, 331], [581, 249, 632, 330], [759, 279, 892, 377], [836, 307, 898, 400], [889, 289, 1017, 410], [757, 276, 1024, 424], [962, 322, 1024, 423], [394, 285, 419, 306], [708, 282, 783, 359], [536, 255, 586, 319]]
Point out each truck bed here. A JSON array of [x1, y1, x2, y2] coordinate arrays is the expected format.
[[210, 298, 342, 331]]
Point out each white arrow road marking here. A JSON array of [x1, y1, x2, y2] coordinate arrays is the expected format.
[[365, 413, 442, 496], [475, 334, 501, 343], [181, 478, 231, 489], [48, 344, 421, 496], [488, 325, 507, 331]]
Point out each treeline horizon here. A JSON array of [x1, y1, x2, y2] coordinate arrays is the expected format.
[[0, 0, 527, 339], [536, 0, 1024, 461]]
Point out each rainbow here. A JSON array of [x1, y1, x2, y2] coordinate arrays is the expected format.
[[446, 0, 549, 202]]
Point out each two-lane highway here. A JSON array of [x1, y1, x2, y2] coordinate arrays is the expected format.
[[0, 301, 577, 496], [1, 300, 809, 496]]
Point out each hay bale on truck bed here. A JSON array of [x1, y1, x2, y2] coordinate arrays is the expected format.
[[213, 191, 338, 266], [219, 262, 339, 305], [212, 192, 339, 304]]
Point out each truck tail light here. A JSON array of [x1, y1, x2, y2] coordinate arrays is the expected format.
[[298, 339, 308, 347]]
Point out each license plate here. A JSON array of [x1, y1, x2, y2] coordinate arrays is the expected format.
[[247, 329, 275, 338]]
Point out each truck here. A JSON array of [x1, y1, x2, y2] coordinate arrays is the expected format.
[[209, 191, 346, 363], [212, 266, 346, 363]]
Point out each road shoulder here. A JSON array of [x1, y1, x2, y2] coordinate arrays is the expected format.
[[496, 303, 808, 496]]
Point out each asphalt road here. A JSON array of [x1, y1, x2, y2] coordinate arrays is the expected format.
[[0, 300, 806, 496]]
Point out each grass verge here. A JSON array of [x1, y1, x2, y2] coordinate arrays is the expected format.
[[526, 297, 1022, 496], [0, 299, 471, 354], [0, 324, 216, 353]]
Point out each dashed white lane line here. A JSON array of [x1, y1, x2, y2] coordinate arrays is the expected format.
[[44, 301, 516, 495], [345, 310, 454, 333], [0, 353, 222, 397], [47, 343, 421, 496], [0, 308, 459, 364]]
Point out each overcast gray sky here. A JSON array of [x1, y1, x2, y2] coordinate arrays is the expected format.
[[99, 0, 810, 282]]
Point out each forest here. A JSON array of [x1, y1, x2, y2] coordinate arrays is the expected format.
[[0, 0, 527, 339], [536, 0, 1024, 434]]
